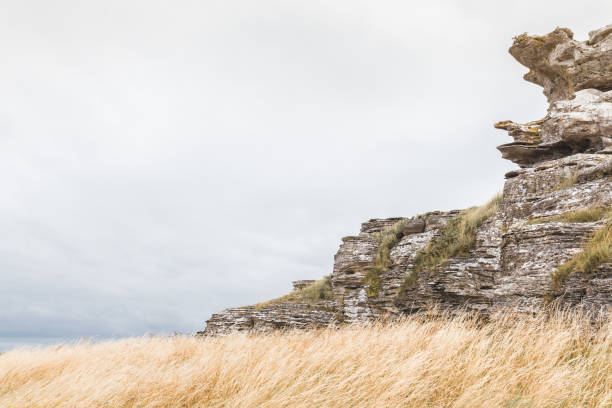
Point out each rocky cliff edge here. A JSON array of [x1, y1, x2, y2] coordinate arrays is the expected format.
[[200, 25, 612, 335]]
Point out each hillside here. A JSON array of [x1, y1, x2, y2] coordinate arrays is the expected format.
[[203, 24, 612, 335], [1, 312, 611, 408]]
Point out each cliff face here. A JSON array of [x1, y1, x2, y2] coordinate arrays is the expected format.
[[200, 25, 612, 335]]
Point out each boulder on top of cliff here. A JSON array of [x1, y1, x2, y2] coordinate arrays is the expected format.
[[509, 25, 612, 103], [496, 24, 612, 168]]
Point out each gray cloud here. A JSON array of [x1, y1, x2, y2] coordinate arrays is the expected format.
[[1, 0, 611, 350]]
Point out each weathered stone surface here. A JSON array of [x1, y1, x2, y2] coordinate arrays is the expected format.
[[495, 119, 544, 145], [501, 154, 612, 227], [332, 212, 457, 322], [401, 219, 426, 235], [200, 25, 612, 335], [496, 140, 571, 168], [200, 301, 338, 335], [496, 90, 612, 167], [292, 280, 316, 291], [497, 25, 612, 167], [542, 89, 612, 148], [577, 157, 612, 182], [394, 212, 503, 314], [497, 222, 605, 308], [509, 26, 612, 103]]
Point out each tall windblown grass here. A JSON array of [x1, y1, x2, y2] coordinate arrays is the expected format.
[[1, 311, 611, 408]]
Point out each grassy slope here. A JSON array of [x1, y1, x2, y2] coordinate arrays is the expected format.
[[254, 276, 333, 309], [1, 312, 611, 408]]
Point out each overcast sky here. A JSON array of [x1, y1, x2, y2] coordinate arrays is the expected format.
[[1, 0, 611, 350]]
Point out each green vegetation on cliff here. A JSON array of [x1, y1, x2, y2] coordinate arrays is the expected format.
[[550, 208, 612, 291], [527, 207, 608, 225], [255, 276, 333, 309], [397, 194, 502, 298], [364, 218, 417, 297]]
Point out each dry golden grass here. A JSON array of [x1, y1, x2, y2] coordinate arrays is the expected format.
[[1, 311, 611, 408], [554, 172, 578, 191]]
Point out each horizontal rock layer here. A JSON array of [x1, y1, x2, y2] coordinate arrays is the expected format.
[[496, 90, 612, 167], [200, 301, 338, 335]]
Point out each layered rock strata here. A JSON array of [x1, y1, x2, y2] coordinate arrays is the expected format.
[[509, 25, 612, 103], [292, 280, 316, 290], [199, 302, 338, 335], [201, 25, 612, 335]]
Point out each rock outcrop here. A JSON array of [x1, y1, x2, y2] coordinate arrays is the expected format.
[[496, 89, 612, 167], [201, 302, 338, 335], [509, 25, 612, 103], [201, 25, 612, 335]]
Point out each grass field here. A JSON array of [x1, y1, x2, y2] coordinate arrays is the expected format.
[[1, 311, 611, 408]]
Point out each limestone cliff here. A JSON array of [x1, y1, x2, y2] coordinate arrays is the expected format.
[[200, 25, 612, 335]]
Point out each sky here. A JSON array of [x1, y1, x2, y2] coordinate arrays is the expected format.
[[1, 0, 611, 350]]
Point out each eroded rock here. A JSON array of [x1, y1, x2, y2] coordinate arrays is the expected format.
[[200, 301, 338, 336], [292, 280, 316, 290], [496, 89, 612, 167], [509, 26, 612, 103], [200, 25, 612, 335]]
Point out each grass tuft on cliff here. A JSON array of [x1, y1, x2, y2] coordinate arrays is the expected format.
[[554, 172, 578, 191], [527, 207, 608, 225], [397, 193, 502, 296], [550, 208, 612, 291], [364, 218, 417, 297], [1, 311, 611, 408], [255, 276, 333, 309]]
